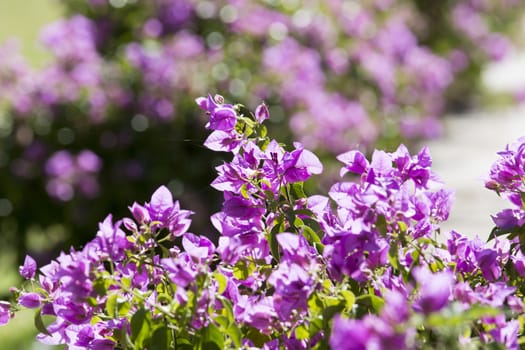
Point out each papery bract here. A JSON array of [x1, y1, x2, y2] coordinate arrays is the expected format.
[[18, 292, 41, 309], [0, 302, 11, 326], [20, 254, 37, 279]]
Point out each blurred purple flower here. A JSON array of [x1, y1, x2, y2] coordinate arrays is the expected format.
[[412, 267, 453, 314], [330, 316, 372, 350], [490, 319, 519, 349], [0, 301, 11, 326], [44, 150, 102, 201], [77, 150, 102, 173]]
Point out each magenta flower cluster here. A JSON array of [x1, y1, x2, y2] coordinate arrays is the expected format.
[[486, 137, 525, 235], [2, 96, 525, 349]]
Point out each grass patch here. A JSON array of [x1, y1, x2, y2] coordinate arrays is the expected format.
[[0, 0, 62, 66]]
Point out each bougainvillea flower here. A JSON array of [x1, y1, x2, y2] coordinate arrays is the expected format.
[[283, 144, 323, 183], [145, 185, 193, 236], [254, 102, 269, 123], [19, 254, 37, 279], [0, 302, 11, 326], [18, 292, 42, 309], [337, 150, 370, 176]]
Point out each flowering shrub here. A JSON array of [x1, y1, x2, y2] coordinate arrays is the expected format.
[[2, 96, 525, 349]]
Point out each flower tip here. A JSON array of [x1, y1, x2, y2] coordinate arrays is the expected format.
[[19, 255, 37, 280], [213, 94, 225, 104], [255, 102, 269, 123], [195, 96, 207, 110], [151, 185, 173, 204]]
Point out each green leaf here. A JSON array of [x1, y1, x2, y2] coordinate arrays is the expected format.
[[117, 300, 131, 318], [235, 119, 245, 135], [86, 296, 98, 307], [321, 279, 333, 292], [323, 296, 340, 307], [293, 216, 304, 228], [356, 294, 384, 313], [198, 323, 224, 350], [300, 224, 322, 245], [322, 304, 345, 328], [34, 308, 51, 336], [302, 217, 324, 237], [105, 293, 118, 318], [308, 292, 324, 315], [219, 297, 235, 325], [289, 182, 307, 200], [309, 316, 323, 337], [213, 272, 228, 295], [388, 242, 399, 271], [397, 221, 408, 233], [240, 183, 250, 200], [340, 290, 355, 311], [268, 215, 285, 261], [243, 122, 254, 138], [226, 323, 242, 348], [488, 224, 525, 243], [130, 307, 152, 348], [294, 324, 309, 340], [216, 299, 242, 347], [240, 115, 256, 128], [294, 208, 315, 217], [147, 325, 172, 350], [214, 315, 229, 329], [176, 337, 194, 350], [258, 137, 271, 152], [259, 125, 267, 138], [233, 259, 256, 280], [121, 277, 132, 290], [369, 294, 384, 312], [245, 327, 271, 348], [425, 305, 500, 328], [284, 208, 297, 232], [93, 275, 111, 296], [416, 237, 435, 246], [375, 215, 388, 236]]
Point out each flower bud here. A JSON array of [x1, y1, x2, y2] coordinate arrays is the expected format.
[[18, 292, 41, 309], [255, 102, 269, 123], [129, 202, 150, 224], [214, 94, 225, 104], [123, 217, 138, 232]]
